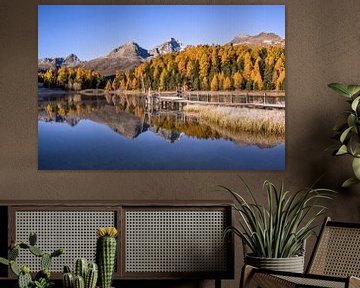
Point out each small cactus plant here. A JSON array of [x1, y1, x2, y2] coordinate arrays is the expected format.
[[96, 227, 118, 288], [0, 232, 63, 288], [62, 259, 98, 288]]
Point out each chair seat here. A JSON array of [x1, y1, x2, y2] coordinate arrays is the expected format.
[[277, 275, 346, 288], [243, 266, 360, 288]]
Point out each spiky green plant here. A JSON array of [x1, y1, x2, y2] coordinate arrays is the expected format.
[[0, 232, 63, 288], [221, 179, 335, 258], [96, 227, 118, 288], [63, 260, 98, 288], [328, 83, 360, 187]]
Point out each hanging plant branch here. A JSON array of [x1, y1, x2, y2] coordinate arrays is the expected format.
[[328, 83, 360, 187]]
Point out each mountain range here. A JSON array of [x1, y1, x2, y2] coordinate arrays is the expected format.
[[230, 32, 285, 47], [38, 33, 284, 77]]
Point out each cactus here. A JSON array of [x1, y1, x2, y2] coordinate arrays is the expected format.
[[29, 245, 44, 257], [64, 265, 72, 273], [51, 248, 64, 258], [74, 275, 85, 288], [74, 258, 87, 279], [19, 243, 30, 249], [9, 246, 19, 260], [96, 227, 118, 288], [10, 260, 20, 276], [63, 272, 74, 288], [63, 259, 98, 288], [85, 263, 98, 288], [29, 232, 37, 246], [0, 232, 64, 288], [19, 270, 32, 288], [41, 253, 52, 270]]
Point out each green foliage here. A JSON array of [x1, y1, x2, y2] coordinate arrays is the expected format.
[[0, 257, 9, 266], [107, 44, 285, 92], [221, 178, 335, 258], [0, 232, 64, 288], [32, 278, 54, 288], [328, 83, 360, 187]]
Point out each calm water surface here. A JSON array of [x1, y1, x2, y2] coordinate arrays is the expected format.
[[38, 92, 285, 170]]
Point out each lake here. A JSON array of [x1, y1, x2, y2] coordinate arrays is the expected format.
[[38, 91, 285, 170]]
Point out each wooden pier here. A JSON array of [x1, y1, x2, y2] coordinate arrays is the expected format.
[[146, 90, 285, 111]]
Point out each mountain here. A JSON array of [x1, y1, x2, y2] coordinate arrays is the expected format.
[[149, 38, 182, 57], [107, 41, 151, 59], [63, 53, 82, 67], [38, 34, 283, 76], [83, 39, 182, 76], [38, 54, 82, 71], [83, 42, 149, 76], [230, 32, 285, 47]]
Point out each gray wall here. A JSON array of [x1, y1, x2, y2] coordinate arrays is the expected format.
[[1, 0, 360, 287]]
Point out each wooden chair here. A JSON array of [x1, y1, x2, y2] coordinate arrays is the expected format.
[[241, 217, 360, 288]]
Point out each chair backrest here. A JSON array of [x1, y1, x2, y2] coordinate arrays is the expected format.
[[307, 217, 360, 277]]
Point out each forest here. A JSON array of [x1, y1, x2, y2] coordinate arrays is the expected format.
[[38, 67, 106, 90], [109, 44, 285, 92], [39, 44, 285, 92]]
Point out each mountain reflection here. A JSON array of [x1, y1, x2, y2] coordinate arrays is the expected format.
[[38, 92, 283, 147]]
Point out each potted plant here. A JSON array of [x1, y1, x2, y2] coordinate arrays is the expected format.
[[0, 232, 64, 288], [328, 83, 360, 187], [221, 179, 334, 273]]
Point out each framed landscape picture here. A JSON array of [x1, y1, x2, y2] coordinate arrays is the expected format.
[[38, 5, 285, 170]]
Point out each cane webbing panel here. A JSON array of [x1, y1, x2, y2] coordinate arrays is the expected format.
[[15, 211, 115, 272], [125, 210, 227, 273], [309, 226, 360, 277], [277, 275, 345, 288]]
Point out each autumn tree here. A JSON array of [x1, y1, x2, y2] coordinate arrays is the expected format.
[[233, 72, 244, 90], [223, 77, 233, 91], [211, 74, 219, 91], [114, 44, 285, 92], [105, 80, 112, 91]]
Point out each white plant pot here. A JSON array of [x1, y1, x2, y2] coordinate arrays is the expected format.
[[245, 254, 305, 273]]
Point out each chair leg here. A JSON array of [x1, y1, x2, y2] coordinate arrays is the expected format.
[[240, 265, 255, 288], [215, 278, 221, 288]]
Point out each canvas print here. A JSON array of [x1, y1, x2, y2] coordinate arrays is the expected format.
[[38, 5, 285, 170]]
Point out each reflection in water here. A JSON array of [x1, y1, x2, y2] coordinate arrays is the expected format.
[[38, 92, 284, 147]]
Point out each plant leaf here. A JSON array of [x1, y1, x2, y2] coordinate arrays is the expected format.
[[351, 96, 360, 111], [352, 157, 360, 179], [349, 135, 360, 157], [347, 85, 360, 97], [0, 257, 9, 266], [342, 177, 360, 188], [348, 114, 356, 127], [340, 126, 353, 143], [336, 145, 348, 155], [328, 83, 351, 98]]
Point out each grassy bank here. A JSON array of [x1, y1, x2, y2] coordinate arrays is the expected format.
[[183, 105, 285, 136]]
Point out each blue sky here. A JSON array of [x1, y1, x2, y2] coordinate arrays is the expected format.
[[38, 5, 285, 60]]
